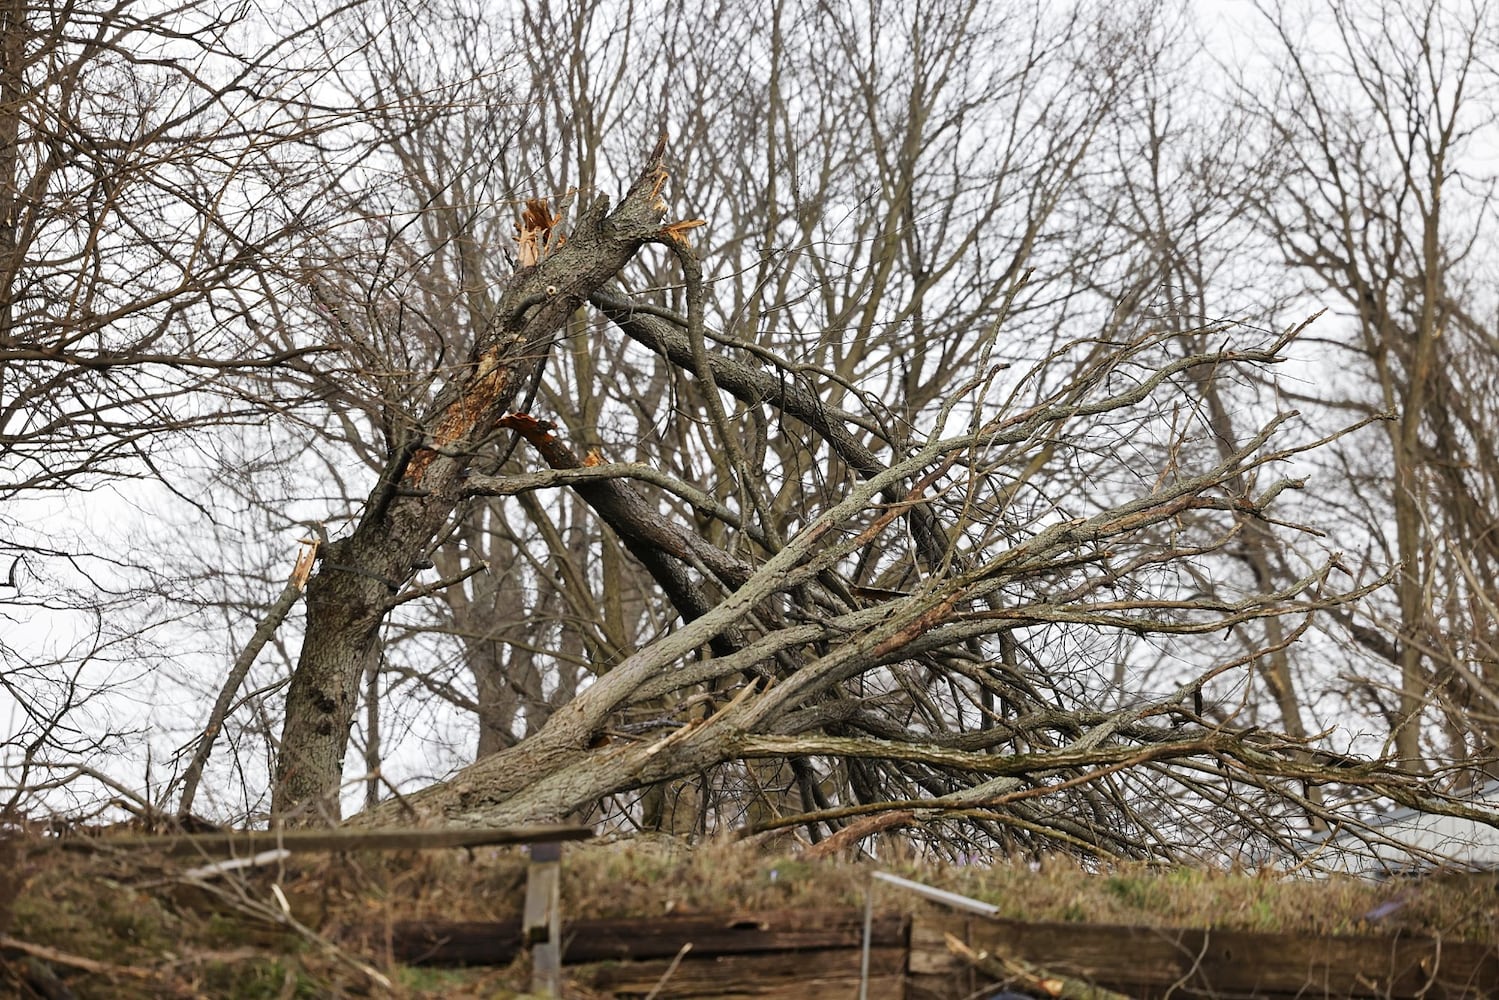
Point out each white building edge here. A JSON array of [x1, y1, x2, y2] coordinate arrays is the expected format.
[[1297, 781, 1499, 877]]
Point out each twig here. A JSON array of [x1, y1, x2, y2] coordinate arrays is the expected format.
[[803, 810, 915, 860], [642, 942, 692, 1000], [176, 544, 315, 816], [174, 875, 393, 991], [182, 849, 292, 881], [0, 934, 155, 980], [943, 931, 1134, 1000]]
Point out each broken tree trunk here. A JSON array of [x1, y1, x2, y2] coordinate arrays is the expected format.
[[272, 138, 683, 821]]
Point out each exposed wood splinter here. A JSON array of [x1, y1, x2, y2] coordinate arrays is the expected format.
[[515, 196, 570, 267], [661, 218, 706, 246]]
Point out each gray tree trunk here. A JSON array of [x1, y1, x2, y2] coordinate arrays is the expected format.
[[272, 141, 677, 820]]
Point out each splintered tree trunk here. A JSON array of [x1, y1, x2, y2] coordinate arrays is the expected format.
[[273, 140, 679, 821]]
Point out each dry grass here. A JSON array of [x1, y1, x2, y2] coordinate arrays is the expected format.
[[1, 832, 1494, 998]]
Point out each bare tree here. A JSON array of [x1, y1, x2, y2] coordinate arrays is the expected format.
[[0, 0, 366, 820], [1072, 7, 1344, 825], [1243, 0, 1499, 773]]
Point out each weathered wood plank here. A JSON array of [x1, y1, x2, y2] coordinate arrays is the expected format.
[[56, 824, 593, 856], [917, 914, 1499, 999], [566, 910, 907, 962], [574, 946, 906, 999], [388, 910, 908, 965], [908, 915, 966, 976], [378, 906, 1499, 998], [906, 969, 969, 1000], [390, 921, 524, 965]]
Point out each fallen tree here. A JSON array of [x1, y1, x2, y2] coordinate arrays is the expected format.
[[254, 135, 1417, 859]]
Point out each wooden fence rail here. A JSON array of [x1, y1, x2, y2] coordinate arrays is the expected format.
[[53, 824, 593, 856], [377, 908, 1499, 999]]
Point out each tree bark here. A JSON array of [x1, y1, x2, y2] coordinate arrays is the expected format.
[[272, 139, 679, 821], [0, 0, 26, 340]]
